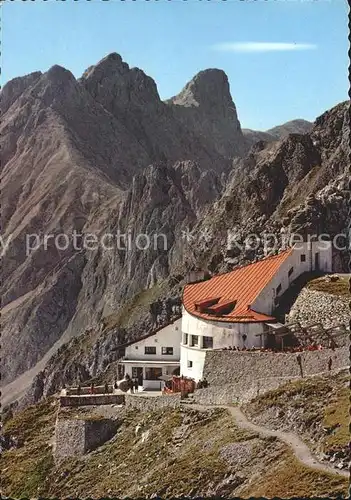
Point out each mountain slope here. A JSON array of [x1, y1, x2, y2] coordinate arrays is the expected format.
[[243, 118, 313, 147], [1, 52, 349, 406], [267, 118, 313, 139], [2, 373, 348, 499]]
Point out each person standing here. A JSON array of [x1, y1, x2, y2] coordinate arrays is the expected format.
[[328, 357, 332, 372], [133, 378, 139, 393], [138, 373, 143, 389]]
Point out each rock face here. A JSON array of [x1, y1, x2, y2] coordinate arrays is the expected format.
[[185, 101, 349, 274], [167, 69, 247, 158], [81, 54, 229, 171], [1, 51, 349, 407]]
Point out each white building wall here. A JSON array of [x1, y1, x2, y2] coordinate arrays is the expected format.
[[124, 319, 182, 361], [253, 242, 332, 315], [181, 310, 265, 381]]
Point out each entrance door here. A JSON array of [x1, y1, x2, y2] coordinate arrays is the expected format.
[[314, 252, 320, 270], [132, 367, 143, 385]]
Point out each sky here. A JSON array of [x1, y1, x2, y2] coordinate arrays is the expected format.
[[3, 0, 349, 130]]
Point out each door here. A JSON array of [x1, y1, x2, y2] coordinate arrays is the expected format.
[[314, 252, 320, 270]]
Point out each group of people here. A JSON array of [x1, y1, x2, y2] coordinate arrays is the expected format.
[[124, 373, 141, 393], [196, 377, 209, 389]]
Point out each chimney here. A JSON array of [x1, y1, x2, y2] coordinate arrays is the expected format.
[[185, 269, 206, 284]]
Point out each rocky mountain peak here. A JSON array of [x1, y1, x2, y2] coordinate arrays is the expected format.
[[45, 64, 76, 83], [167, 68, 246, 158], [81, 52, 126, 79], [170, 68, 233, 112], [80, 52, 160, 110]]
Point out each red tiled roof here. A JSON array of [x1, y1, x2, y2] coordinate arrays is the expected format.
[[183, 249, 293, 323]]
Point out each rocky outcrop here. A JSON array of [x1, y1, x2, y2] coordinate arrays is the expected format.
[[81, 54, 229, 171], [167, 69, 247, 158]]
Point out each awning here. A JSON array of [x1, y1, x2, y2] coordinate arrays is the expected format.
[[119, 359, 180, 366]]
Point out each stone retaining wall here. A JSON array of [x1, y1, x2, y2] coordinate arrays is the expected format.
[[125, 393, 181, 412], [66, 385, 114, 396], [54, 417, 119, 460], [59, 394, 125, 407], [192, 377, 301, 406], [287, 288, 349, 328], [203, 346, 349, 387]]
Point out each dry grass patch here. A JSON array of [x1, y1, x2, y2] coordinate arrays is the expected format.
[[103, 282, 168, 331], [240, 451, 348, 498], [307, 275, 349, 297], [1, 398, 57, 498], [322, 386, 349, 450]]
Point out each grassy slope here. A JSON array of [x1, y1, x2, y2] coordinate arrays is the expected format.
[[244, 370, 349, 456], [1, 398, 57, 498], [1, 394, 348, 499], [103, 281, 169, 331]]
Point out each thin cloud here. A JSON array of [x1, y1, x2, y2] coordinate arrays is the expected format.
[[212, 42, 317, 53]]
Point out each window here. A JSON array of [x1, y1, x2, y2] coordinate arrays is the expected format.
[[144, 346, 156, 355], [190, 335, 199, 347], [276, 284, 282, 295], [300, 254, 306, 262], [162, 347, 174, 355], [132, 367, 143, 379], [203, 336, 213, 349], [183, 333, 188, 345], [145, 367, 162, 380], [288, 267, 294, 277], [187, 360, 193, 368]]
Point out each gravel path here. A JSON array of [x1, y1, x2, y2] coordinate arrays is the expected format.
[[189, 403, 348, 478]]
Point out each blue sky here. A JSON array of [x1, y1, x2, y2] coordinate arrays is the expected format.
[[4, 0, 348, 130]]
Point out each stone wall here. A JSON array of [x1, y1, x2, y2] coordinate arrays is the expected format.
[[125, 393, 181, 412], [54, 419, 86, 459], [54, 417, 119, 460], [192, 377, 300, 405], [203, 347, 349, 388], [66, 385, 114, 396], [60, 394, 125, 407], [287, 288, 349, 328]]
